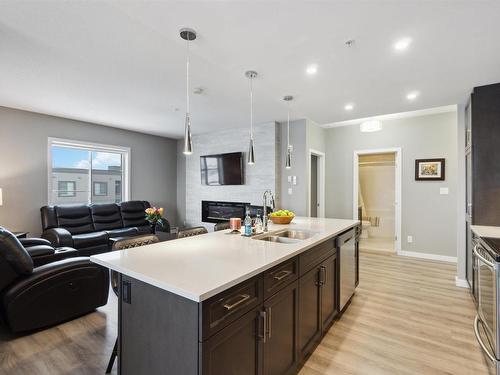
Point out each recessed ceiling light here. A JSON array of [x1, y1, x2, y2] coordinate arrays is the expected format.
[[406, 91, 419, 100], [360, 120, 382, 133], [344, 103, 354, 111], [306, 64, 318, 75], [394, 37, 412, 51]]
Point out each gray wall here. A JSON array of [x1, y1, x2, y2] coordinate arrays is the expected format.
[[325, 111, 458, 258], [280, 119, 326, 216], [280, 119, 308, 216], [176, 139, 187, 227], [0, 106, 178, 235], [182, 122, 280, 228]]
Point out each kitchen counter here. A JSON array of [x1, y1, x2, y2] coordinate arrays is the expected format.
[[471, 225, 500, 239], [90, 217, 358, 302]]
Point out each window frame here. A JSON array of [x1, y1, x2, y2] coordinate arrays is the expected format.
[[57, 181, 77, 198], [93, 181, 108, 196], [48, 137, 131, 205]]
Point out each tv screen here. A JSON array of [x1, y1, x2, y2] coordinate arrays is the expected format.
[[200, 152, 244, 185]]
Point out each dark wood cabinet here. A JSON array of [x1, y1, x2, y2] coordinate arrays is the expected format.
[[201, 307, 261, 375], [298, 266, 321, 357], [298, 252, 338, 359], [262, 281, 299, 375], [465, 83, 500, 297], [320, 254, 338, 332]]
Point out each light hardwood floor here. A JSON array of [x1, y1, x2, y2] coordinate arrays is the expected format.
[[299, 251, 491, 375], [0, 251, 491, 374]]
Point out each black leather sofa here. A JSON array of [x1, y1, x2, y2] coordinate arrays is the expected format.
[[41, 200, 170, 256], [0, 227, 109, 332]]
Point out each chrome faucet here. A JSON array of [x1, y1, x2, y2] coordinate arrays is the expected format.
[[262, 190, 275, 232]]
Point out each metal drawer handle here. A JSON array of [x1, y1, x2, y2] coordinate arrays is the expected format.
[[321, 266, 327, 285], [260, 311, 267, 343], [223, 294, 251, 311], [473, 245, 495, 268], [274, 270, 292, 281], [474, 315, 496, 363]]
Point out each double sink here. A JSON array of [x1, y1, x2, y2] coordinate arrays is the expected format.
[[253, 229, 317, 244]]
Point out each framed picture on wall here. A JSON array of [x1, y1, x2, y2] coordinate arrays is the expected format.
[[415, 158, 445, 181]]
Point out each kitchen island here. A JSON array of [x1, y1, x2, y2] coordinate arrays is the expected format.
[[91, 217, 359, 375]]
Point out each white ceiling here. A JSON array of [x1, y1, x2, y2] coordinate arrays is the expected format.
[[1, 1, 499, 138]]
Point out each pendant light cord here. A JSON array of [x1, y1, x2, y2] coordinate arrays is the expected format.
[[186, 37, 190, 115], [287, 100, 290, 148], [250, 76, 253, 140]]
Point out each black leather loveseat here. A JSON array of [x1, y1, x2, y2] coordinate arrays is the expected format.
[[0, 227, 109, 332], [41, 200, 170, 256]]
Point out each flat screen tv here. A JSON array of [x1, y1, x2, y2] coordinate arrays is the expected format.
[[200, 152, 244, 185]]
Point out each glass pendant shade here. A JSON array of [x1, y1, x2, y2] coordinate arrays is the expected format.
[[247, 138, 255, 164], [183, 114, 193, 155], [285, 146, 292, 169]]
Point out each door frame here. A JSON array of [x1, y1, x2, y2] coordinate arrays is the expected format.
[[353, 147, 402, 254], [308, 149, 326, 218]]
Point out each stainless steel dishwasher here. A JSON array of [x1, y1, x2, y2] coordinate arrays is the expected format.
[[338, 228, 357, 311]]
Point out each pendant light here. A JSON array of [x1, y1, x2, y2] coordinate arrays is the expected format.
[[245, 71, 257, 164], [180, 28, 197, 155], [284, 95, 293, 169]]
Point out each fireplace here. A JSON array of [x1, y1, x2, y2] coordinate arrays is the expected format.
[[201, 201, 249, 223]]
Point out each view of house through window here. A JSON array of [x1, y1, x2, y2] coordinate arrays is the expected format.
[[49, 139, 129, 205]]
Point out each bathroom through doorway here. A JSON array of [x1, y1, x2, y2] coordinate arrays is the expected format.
[[353, 148, 401, 254]]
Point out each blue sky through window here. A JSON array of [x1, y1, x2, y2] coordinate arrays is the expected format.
[[52, 147, 121, 170]]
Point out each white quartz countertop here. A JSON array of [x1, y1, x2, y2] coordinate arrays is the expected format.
[[471, 225, 500, 239], [90, 217, 358, 302]]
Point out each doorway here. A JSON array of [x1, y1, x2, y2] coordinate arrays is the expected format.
[[309, 149, 325, 218], [353, 148, 401, 254]]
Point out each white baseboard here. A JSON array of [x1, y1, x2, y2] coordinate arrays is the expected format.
[[455, 277, 469, 288], [399, 250, 457, 263]]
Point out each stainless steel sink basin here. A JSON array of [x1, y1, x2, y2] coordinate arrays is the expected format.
[[254, 235, 301, 244], [272, 230, 317, 240], [253, 229, 317, 244]]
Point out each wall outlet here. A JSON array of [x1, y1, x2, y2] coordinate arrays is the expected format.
[[407, 235, 413, 243], [440, 187, 449, 195], [288, 187, 293, 195], [287, 175, 292, 183], [292, 176, 297, 185]]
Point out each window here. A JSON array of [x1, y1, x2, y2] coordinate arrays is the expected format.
[[48, 138, 130, 205], [93, 182, 108, 196], [115, 180, 122, 203], [58, 181, 76, 197]]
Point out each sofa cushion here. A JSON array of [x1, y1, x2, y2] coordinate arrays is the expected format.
[[120, 201, 148, 228], [25, 245, 55, 258], [72, 232, 108, 249], [55, 205, 93, 235], [135, 225, 153, 235], [105, 227, 138, 238], [91, 203, 123, 231]]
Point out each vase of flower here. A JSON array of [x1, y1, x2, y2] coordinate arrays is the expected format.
[[145, 207, 164, 235]]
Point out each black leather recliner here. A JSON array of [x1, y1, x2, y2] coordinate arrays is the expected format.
[[41, 200, 170, 256], [0, 227, 109, 333]]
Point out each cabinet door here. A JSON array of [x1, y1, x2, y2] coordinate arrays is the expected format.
[[320, 254, 338, 332], [262, 281, 298, 375], [201, 307, 261, 375], [298, 266, 321, 358]]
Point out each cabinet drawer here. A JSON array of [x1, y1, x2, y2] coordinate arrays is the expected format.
[[299, 239, 335, 276], [263, 257, 298, 299], [200, 276, 263, 340]]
